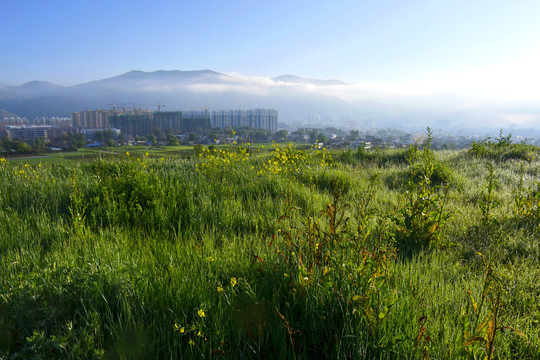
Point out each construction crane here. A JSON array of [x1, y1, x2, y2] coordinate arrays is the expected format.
[[108, 103, 118, 114], [151, 103, 166, 112], [120, 103, 137, 115]]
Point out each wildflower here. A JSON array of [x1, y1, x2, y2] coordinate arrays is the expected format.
[[230, 277, 237, 288], [198, 309, 205, 318], [125, 151, 130, 156], [217, 285, 224, 293], [206, 256, 214, 262], [189, 339, 195, 346], [145, 152, 149, 157]]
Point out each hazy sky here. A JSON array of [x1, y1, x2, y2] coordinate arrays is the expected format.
[[2, 0, 540, 105]]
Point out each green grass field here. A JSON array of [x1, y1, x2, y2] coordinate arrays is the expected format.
[[0, 139, 539, 359]]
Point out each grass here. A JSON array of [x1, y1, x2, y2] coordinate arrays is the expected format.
[[0, 140, 539, 359]]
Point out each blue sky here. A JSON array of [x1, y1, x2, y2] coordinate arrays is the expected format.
[[2, 0, 540, 99]]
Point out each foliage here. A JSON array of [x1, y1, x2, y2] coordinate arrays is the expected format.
[[272, 191, 396, 356], [513, 163, 540, 228], [477, 162, 500, 226], [0, 141, 538, 359], [469, 130, 539, 162], [393, 129, 451, 251]]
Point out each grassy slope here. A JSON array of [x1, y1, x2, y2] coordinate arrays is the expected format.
[[0, 144, 538, 359]]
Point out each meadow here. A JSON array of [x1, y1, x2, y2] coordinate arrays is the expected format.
[[0, 134, 539, 359]]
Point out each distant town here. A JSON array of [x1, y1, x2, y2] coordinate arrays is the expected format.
[[1, 105, 539, 154]]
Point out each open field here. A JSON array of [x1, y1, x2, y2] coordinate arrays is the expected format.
[[0, 138, 539, 359]]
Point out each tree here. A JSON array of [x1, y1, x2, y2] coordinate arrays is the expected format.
[[273, 129, 288, 142], [118, 133, 126, 145], [309, 130, 319, 143], [32, 137, 46, 152], [16, 142, 32, 153], [317, 132, 327, 144], [188, 132, 199, 142], [166, 128, 179, 145]]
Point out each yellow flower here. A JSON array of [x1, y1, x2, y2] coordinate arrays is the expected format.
[[189, 339, 195, 346], [125, 151, 130, 156], [217, 285, 224, 293], [206, 256, 214, 262], [180, 327, 185, 333], [145, 152, 149, 157], [230, 277, 237, 288], [198, 309, 205, 318]]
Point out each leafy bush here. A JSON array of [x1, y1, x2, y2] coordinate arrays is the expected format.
[[393, 129, 451, 251], [469, 131, 539, 162]]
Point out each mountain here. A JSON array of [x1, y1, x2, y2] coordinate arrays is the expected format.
[[0, 70, 528, 129], [0, 108, 22, 118], [0, 70, 360, 123]]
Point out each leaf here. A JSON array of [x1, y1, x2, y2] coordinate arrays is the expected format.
[[498, 326, 529, 342], [468, 289, 478, 315], [485, 315, 495, 344], [464, 336, 486, 347], [416, 326, 426, 344]]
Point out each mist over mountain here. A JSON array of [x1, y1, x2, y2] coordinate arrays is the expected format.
[[0, 70, 538, 131]]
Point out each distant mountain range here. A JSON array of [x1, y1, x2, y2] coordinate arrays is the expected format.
[[1, 70, 537, 130], [1, 70, 411, 129]]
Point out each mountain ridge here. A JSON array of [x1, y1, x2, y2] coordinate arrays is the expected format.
[[0, 70, 355, 122]]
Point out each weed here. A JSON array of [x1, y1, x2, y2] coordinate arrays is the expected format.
[[394, 128, 451, 251], [462, 254, 528, 359], [477, 162, 500, 226]]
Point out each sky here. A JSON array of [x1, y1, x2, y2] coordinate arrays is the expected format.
[[2, 0, 540, 123]]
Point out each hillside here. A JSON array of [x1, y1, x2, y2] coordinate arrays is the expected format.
[[0, 140, 538, 358], [0, 108, 21, 118]]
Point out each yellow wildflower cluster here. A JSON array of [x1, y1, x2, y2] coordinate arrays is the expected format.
[[11, 163, 42, 181], [256, 142, 331, 177], [196, 146, 250, 174], [195, 142, 333, 180]]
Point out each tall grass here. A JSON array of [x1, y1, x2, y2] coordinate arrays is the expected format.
[[0, 140, 538, 359]]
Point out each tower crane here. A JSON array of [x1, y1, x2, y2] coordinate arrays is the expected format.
[[151, 103, 166, 112]]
